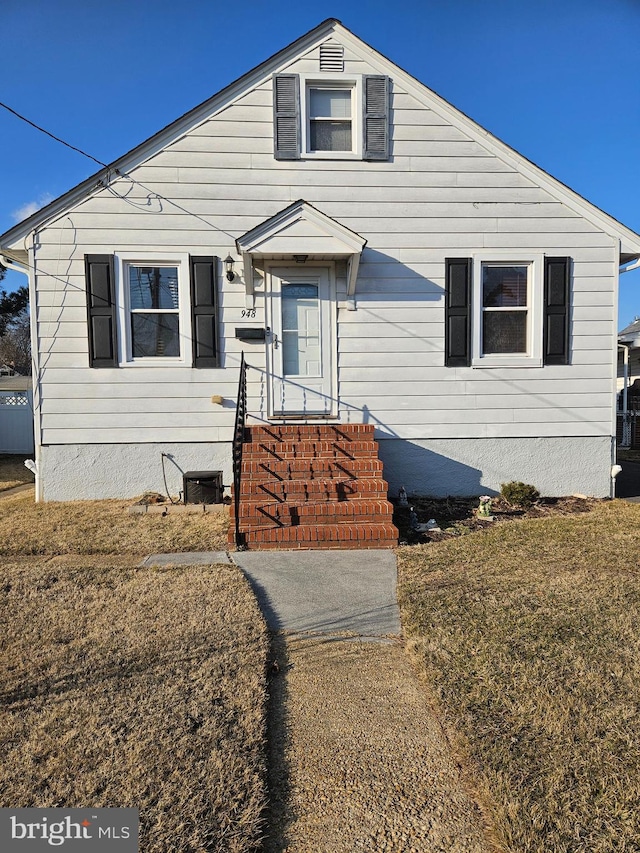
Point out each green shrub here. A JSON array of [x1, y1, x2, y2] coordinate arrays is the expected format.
[[500, 481, 540, 508]]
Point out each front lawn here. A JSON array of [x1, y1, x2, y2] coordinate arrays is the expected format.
[[0, 492, 228, 555], [0, 558, 269, 853], [398, 500, 640, 853]]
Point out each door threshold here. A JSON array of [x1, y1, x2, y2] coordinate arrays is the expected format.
[[267, 415, 340, 422]]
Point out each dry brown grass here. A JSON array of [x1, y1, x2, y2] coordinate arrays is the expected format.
[[397, 500, 640, 853], [0, 454, 34, 491], [0, 492, 229, 555], [0, 558, 269, 852]]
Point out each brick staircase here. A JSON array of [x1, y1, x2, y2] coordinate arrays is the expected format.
[[229, 424, 398, 550]]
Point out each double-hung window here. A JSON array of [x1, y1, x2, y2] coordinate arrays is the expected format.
[[273, 73, 389, 161], [445, 254, 570, 368], [307, 85, 354, 153], [128, 265, 180, 358], [472, 256, 542, 366], [85, 252, 218, 368], [480, 264, 529, 356], [302, 77, 360, 158], [116, 252, 192, 365]]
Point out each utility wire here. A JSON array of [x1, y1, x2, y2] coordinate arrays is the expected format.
[[0, 100, 109, 168], [2, 99, 236, 240]]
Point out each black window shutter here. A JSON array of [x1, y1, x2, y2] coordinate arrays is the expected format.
[[445, 258, 472, 367], [85, 254, 117, 368], [544, 257, 571, 365], [190, 256, 218, 368], [273, 74, 300, 160], [363, 75, 390, 161]]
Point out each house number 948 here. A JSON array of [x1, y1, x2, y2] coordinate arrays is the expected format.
[[241, 309, 256, 318]]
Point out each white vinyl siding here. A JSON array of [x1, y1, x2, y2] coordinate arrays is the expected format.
[[30, 38, 617, 449]]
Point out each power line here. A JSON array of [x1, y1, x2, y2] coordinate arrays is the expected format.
[[1, 99, 236, 240], [0, 100, 109, 168]]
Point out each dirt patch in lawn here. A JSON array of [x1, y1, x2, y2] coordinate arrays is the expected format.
[[0, 559, 269, 853]]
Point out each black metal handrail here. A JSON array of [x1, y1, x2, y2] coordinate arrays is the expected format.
[[232, 352, 248, 550]]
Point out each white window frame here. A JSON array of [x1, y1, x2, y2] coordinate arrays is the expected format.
[[471, 253, 543, 368], [115, 251, 192, 367], [300, 73, 362, 159]]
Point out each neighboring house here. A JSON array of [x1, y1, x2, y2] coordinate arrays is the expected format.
[[0, 374, 34, 454], [618, 318, 640, 393], [1, 18, 639, 507]]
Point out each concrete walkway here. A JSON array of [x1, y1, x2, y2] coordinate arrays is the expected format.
[[140, 548, 491, 851], [141, 549, 401, 638], [231, 549, 400, 637]]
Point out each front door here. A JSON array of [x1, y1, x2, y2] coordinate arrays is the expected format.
[[266, 266, 336, 417]]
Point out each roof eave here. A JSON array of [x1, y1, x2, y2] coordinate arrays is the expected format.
[[0, 18, 343, 251], [3, 16, 640, 258]]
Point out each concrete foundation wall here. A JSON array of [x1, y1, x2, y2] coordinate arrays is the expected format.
[[40, 443, 233, 502], [41, 435, 614, 501], [377, 435, 614, 499]]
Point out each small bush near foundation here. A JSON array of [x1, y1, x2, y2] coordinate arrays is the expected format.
[[500, 481, 540, 508]]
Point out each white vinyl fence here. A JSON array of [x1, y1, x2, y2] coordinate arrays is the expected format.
[[0, 389, 34, 454]]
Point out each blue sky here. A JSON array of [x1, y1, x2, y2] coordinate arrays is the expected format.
[[1, 0, 639, 327]]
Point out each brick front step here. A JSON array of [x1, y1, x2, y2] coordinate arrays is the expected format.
[[231, 522, 398, 549], [238, 478, 391, 500], [245, 423, 375, 443], [241, 458, 384, 479], [242, 440, 380, 461], [237, 498, 394, 527], [231, 423, 398, 550]]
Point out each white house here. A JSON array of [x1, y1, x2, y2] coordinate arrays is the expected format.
[[1, 19, 639, 525]]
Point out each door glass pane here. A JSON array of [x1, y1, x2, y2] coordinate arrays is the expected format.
[[281, 285, 320, 376]]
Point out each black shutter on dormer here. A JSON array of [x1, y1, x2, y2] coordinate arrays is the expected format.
[[445, 258, 472, 367], [363, 75, 390, 160], [190, 256, 219, 368], [544, 257, 571, 365], [273, 74, 301, 160], [85, 254, 118, 368]]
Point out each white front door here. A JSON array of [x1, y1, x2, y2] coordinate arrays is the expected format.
[[266, 266, 336, 417]]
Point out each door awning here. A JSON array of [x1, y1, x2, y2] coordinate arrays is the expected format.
[[235, 200, 367, 306]]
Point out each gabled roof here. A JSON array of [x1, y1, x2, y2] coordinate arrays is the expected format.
[[619, 318, 640, 346], [2, 18, 640, 262], [236, 199, 366, 301], [236, 200, 367, 256]]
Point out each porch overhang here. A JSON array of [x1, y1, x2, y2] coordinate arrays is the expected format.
[[235, 200, 367, 308]]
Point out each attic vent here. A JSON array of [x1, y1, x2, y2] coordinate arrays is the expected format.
[[320, 42, 344, 72]]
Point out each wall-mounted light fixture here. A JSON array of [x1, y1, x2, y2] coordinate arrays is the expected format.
[[293, 254, 309, 264], [224, 255, 235, 281]]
